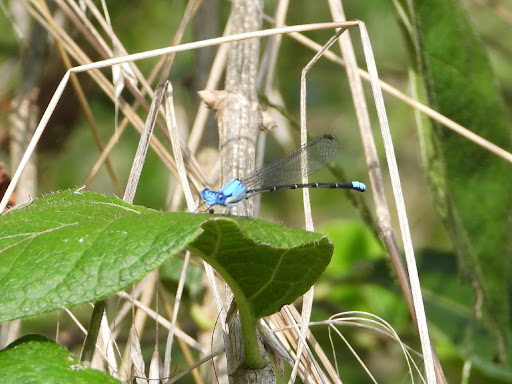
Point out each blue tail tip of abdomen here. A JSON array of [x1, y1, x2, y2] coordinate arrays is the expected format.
[[352, 181, 367, 192]]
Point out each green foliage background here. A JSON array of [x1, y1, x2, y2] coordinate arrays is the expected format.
[[0, 0, 511, 383]]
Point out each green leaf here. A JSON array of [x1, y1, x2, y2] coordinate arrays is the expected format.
[[0, 190, 202, 323], [393, 0, 512, 362], [189, 218, 332, 320], [0, 189, 333, 367], [188, 218, 332, 367], [0, 334, 122, 383], [419, 249, 512, 381]]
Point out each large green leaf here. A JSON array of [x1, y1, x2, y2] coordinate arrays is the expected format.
[[0, 190, 202, 323], [189, 218, 332, 319], [0, 335, 122, 383], [189, 217, 333, 368], [393, 0, 512, 363], [0, 189, 332, 338]]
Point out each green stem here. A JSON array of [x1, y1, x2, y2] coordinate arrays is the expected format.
[[80, 299, 106, 364], [239, 307, 266, 369]]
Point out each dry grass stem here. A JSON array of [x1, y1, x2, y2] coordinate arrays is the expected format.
[[116, 291, 206, 354]]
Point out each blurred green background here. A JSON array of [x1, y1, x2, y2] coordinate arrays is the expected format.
[[1, 0, 511, 383]]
